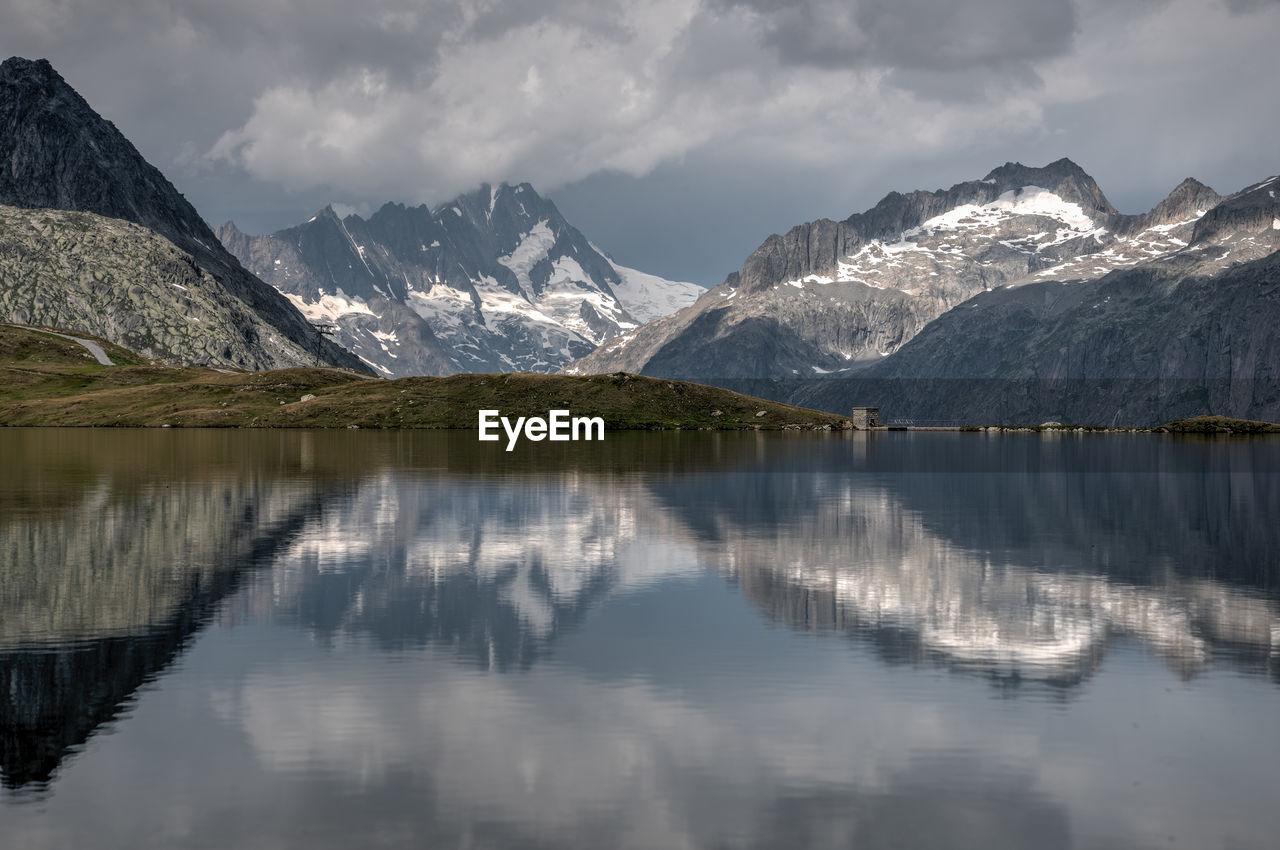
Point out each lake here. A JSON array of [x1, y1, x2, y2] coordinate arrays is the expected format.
[[2, 428, 1278, 849]]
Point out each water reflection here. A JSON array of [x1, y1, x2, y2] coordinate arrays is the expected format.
[[1, 430, 1279, 848], [246, 470, 701, 666], [721, 491, 1277, 686], [231, 431, 1279, 688], [0, 430, 350, 788]]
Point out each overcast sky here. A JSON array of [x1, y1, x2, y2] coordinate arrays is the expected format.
[[2, 0, 1277, 285]]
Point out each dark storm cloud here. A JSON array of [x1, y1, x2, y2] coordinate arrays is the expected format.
[[1225, 0, 1280, 12], [855, 0, 1077, 71], [716, 0, 1076, 89]]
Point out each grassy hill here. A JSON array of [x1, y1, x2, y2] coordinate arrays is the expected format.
[[0, 324, 851, 430]]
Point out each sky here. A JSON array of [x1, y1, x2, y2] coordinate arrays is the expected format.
[[2, 0, 1278, 286]]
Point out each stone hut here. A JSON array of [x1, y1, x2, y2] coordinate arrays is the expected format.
[[850, 406, 880, 429]]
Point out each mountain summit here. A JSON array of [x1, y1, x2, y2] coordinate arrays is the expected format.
[[0, 56, 363, 370], [219, 183, 703, 377]]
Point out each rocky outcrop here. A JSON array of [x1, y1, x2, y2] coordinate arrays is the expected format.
[[1191, 176, 1280, 244], [0, 56, 364, 371], [1122, 178, 1221, 233]]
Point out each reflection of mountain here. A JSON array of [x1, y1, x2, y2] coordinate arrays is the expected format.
[[234, 472, 701, 669], [642, 436, 1280, 686], [0, 431, 344, 790], [234, 432, 1280, 687]]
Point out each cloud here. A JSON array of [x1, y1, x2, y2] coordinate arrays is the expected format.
[[1225, 0, 1280, 12], [719, 0, 1076, 71], [202, 0, 1071, 204]]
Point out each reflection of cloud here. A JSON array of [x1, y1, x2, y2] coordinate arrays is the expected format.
[[215, 652, 1050, 849], [739, 755, 1075, 850]]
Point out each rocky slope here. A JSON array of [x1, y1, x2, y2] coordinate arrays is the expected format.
[[566, 159, 1228, 381], [0, 56, 363, 371], [0, 206, 338, 368], [218, 184, 703, 377], [795, 175, 1280, 425]]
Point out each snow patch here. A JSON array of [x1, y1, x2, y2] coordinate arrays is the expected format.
[[283, 290, 376, 322], [908, 187, 1097, 245], [497, 220, 555, 298], [1145, 215, 1203, 234], [549, 254, 590, 288], [357, 355, 393, 376]]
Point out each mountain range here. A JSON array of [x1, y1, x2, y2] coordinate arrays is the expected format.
[[217, 186, 702, 377], [795, 176, 1280, 425], [568, 159, 1280, 425]]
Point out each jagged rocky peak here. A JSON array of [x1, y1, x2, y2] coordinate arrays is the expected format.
[[1129, 177, 1222, 232], [215, 218, 248, 250], [449, 181, 622, 295], [0, 56, 211, 258], [977, 157, 1117, 217], [736, 159, 1118, 296]]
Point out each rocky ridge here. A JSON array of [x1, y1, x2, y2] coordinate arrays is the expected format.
[[566, 159, 1232, 381]]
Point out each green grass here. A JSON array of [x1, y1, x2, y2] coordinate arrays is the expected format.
[[0, 324, 852, 430]]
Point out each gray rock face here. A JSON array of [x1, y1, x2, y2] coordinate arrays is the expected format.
[[0, 206, 332, 369], [219, 184, 702, 377], [566, 159, 1238, 384], [0, 56, 364, 371], [795, 177, 1280, 426]]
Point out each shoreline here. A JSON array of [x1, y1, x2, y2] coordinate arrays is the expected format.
[[3, 327, 1276, 435]]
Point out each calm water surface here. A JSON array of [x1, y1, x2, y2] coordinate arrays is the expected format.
[[1, 429, 1278, 849]]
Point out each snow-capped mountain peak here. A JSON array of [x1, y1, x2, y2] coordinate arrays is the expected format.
[[217, 182, 703, 377], [566, 160, 1278, 386]]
